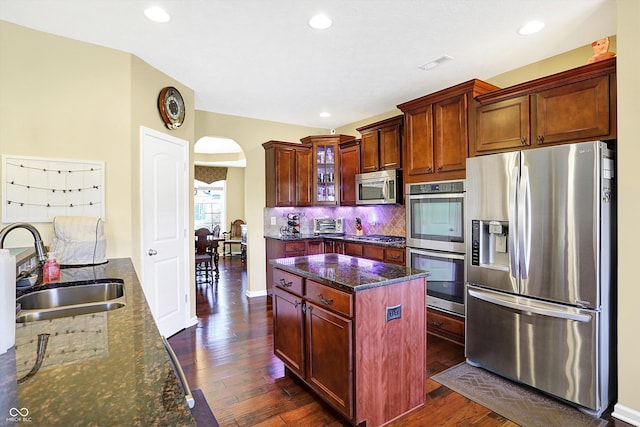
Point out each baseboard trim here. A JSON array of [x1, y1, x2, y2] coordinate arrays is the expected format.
[[612, 403, 640, 426], [245, 289, 267, 298]]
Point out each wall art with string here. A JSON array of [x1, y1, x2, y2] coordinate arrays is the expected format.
[[2, 155, 105, 223]]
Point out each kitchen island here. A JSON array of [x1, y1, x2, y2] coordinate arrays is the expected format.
[[0, 258, 195, 426], [270, 253, 428, 426]]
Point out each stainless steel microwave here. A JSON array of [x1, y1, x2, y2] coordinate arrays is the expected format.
[[355, 169, 402, 205]]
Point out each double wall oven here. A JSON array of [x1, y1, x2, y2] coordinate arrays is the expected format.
[[406, 180, 465, 316]]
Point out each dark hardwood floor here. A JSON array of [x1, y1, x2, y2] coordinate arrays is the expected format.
[[169, 256, 626, 427]]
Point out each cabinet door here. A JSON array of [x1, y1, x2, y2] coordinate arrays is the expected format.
[[343, 242, 363, 257], [475, 95, 531, 154], [360, 130, 379, 173], [379, 123, 402, 170], [434, 94, 468, 173], [306, 303, 353, 419], [404, 106, 434, 177], [307, 239, 324, 255], [535, 75, 611, 145], [313, 142, 340, 206], [339, 143, 361, 206], [273, 287, 305, 376], [295, 148, 313, 206], [274, 147, 296, 206]]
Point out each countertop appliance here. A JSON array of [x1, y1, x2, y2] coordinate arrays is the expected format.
[[355, 169, 401, 205], [313, 217, 344, 235], [465, 141, 616, 417], [406, 180, 466, 316]]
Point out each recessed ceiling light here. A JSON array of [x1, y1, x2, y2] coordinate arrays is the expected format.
[[319, 112, 331, 118], [418, 55, 454, 71], [518, 20, 545, 35], [144, 6, 170, 23], [309, 14, 332, 30]]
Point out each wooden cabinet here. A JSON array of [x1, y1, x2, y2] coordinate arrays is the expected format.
[[473, 58, 616, 156], [427, 308, 465, 347], [356, 115, 403, 173], [338, 139, 361, 206], [272, 265, 426, 426], [273, 274, 354, 420], [301, 134, 355, 206], [326, 239, 405, 266], [263, 140, 312, 207], [343, 242, 363, 257], [306, 239, 324, 255], [397, 79, 499, 183], [265, 238, 309, 293]]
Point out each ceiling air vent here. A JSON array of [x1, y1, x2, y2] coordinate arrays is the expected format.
[[418, 55, 454, 71]]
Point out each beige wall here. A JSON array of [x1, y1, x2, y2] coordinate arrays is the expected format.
[[224, 166, 245, 231], [614, 0, 640, 420], [0, 21, 132, 256]]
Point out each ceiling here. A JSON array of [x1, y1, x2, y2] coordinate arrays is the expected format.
[[0, 0, 616, 130]]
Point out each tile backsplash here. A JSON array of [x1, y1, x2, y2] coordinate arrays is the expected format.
[[264, 205, 406, 237]]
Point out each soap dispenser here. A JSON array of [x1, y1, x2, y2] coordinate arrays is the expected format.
[[43, 252, 60, 284]]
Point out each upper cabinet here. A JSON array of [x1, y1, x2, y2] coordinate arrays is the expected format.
[[473, 57, 617, 156], [338, 139, 361, 206], [397, 79, 500, 184], [300, 134, 355, 206], [263, 140, 312, 207], [356, 116, 403, 173]]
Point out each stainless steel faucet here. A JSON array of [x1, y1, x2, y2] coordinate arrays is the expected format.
[[0, 222, 48, 264]]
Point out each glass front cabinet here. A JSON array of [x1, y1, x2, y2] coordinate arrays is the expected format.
[[301, 134, 355, 206]]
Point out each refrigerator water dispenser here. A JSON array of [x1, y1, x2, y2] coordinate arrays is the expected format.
[[471, 220, 509, 269]]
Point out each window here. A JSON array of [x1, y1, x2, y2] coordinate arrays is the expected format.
[[194, 181, 225, 231]]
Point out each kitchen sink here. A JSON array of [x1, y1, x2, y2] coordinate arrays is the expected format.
[[16, 281, 126, 323]]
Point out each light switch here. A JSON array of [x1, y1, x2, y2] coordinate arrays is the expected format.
[[270, 216, 276, 225]]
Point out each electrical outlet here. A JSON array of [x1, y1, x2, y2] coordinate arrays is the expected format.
[[270, 216, 276, 225]]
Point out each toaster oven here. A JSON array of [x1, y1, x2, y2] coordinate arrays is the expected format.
[[313, 218, 344, 235]]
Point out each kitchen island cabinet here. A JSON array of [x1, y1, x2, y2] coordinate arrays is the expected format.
[[2, 259, 195, 427], [271, 254, 427, 426]]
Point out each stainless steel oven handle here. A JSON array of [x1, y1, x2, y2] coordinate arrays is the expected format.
[[407, 247, 465, 260], [407, 193, 464, 200]]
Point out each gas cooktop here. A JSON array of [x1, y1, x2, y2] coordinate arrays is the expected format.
[[349, 234, 405, 243]]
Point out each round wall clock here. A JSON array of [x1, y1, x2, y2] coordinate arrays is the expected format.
[[158, 86, 185, 130]]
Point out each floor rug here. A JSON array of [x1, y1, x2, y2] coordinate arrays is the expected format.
[[431, 362, 608, 427]]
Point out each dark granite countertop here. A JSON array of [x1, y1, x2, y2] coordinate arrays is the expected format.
[[264, 233, 406, 249], [270, 253, 429, 292], [0, 258, 195, 427]]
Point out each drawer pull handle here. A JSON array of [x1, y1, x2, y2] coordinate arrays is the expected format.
[[294, 300, 300, 309], [279, 278, 293, 288], [429, 321, 444, 327], [317, 294, 334, 305], [388, 254, 400, 259]]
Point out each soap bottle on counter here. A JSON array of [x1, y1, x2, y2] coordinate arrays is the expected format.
[[43, 251, 60, 284]]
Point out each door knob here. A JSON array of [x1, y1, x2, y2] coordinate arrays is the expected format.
[[148, 249, 158, 256]]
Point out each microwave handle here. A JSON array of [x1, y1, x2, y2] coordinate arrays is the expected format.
[[381, 179, 389, 201]]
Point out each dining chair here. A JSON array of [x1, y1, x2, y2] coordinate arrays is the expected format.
[[222, 219, 245, 257], [195, 227, 213, 283]]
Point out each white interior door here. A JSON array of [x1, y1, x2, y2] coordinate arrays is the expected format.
[[140, 126, 189, 337]]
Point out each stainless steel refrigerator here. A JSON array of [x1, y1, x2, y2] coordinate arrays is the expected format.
[[465, 140, 616, 417]]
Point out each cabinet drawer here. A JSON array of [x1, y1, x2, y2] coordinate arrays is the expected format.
[[384, 248, 405, 265], [284, 241, 306, 254], [362, 244, 384, 261], [427, 309, 464, 346], [306, 280, 353, 318], [273, 269, 303, 296], [343, 242, 363, 257]]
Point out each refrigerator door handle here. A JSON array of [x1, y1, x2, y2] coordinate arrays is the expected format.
[[508, 166, 519, 278], [468, 288, 592, 323], [519, 165, 531, 279]]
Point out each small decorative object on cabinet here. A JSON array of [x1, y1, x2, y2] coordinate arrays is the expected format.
[[263, 141, 312, 207], [356, 115, 403, 173], [588, 36, 615, 64], [397, 79, 499, 184], [473, 57, 616, 156], [158, 86, 185, 130], [300, 134, 355, 206]]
